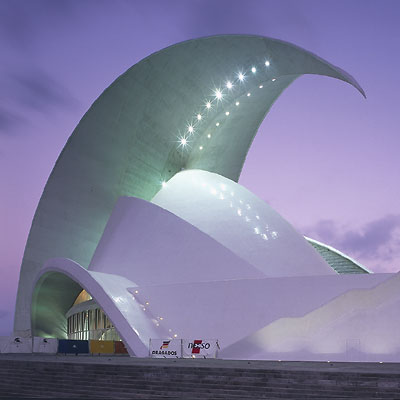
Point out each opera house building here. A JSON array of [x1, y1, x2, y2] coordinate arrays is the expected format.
[[11, 35, 400, 361]]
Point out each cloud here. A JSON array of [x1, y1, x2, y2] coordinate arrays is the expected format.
[[0, 107, 25, 134], [174, 0, 316, 44], [340, 215, 400, 258], [0, 67, 78, 134], [303, 215, 400, 272], [9, 68, 79, 114], [0, 0, 77, 49]]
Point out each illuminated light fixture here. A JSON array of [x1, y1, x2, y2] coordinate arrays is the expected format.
[[225, 111, 230, 116], [134, 290, 139, 294], [159, 317, 163, 320], [206, 101, 211, 109], [237, 209, 242, 216], [188, 125, 194, 133], [226, 81, 233, 89], [259, 85, 263, 89], [215, 89, 223, 100], [251, 66, 256, 73], [180, 138, 187, 146], [272, 78, 276, 82], [247, 92, 251, 97], [261, 233, 268, 240], [254, 227, 260, 234], [197, 114, 202, 121], [199, 146, 203, 150], [145, 301, 149, 305], [156, 323, 160, 327], [161, 181, 167, 188], [238, 72, 245, 82], [173, 334, 178, 338], [143, 308, 146, 311], [235, 101, 240, 106], [265, 60, 270, 67], [216, 122, 220, 127], [207, 134, 211, 138], [255, 215, 260, 220]]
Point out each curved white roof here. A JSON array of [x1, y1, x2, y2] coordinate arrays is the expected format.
[[152, 170, 334, 277]]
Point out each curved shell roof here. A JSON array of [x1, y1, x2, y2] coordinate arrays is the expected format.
[[15, 35, 364, 335]]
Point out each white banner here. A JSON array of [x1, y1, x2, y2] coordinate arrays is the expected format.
[[182, 339, 219, 358], [1, 336, 32, 354], [33, 337, 58, 354], [149, 339, 181, 358]]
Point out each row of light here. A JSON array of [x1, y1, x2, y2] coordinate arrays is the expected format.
[[176, 58, 275, 151], [162, 178, 279, 242], [191, 178, 279, 242], [133, 290, 178, 338]]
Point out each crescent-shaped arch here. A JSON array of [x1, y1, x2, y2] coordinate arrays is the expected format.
[[14, 35, 365, 336]]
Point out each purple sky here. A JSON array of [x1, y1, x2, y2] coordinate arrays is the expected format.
[[1, 0, 399, 336]]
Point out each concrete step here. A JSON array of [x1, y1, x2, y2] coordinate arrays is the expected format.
[[1, 359, 400, 399]]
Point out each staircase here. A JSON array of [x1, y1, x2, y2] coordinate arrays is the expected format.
[[1, 356, 400, 399]]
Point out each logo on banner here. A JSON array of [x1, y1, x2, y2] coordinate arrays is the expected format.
[[188, 340, 211, 354], [150, 339, 178, 356], [160, 341, 170, 349]]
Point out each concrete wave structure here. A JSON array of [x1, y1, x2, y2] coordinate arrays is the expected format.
[[13, 35, 400, 361]]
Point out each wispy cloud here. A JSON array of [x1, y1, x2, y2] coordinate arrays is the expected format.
[[10, 68, 79, 113], [177, 0, 315, 43], [0, 107, 25, 134], [304, 215, 400, 272], [0, 0, 77, 49], [340, 215, 400, 258]]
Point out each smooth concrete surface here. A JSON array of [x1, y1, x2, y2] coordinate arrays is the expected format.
[[29, 249, 396, 359], [1, 353, 400, 375], [90, 195, 264, 283], [152, 170, 335, 278]]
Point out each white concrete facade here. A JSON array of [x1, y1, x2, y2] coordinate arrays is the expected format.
[[12, 35, 400, 362]]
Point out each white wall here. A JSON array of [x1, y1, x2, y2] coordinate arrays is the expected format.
[[125, 272, 393, 352], [221, 272, 400, 362], [152, 170, 334, 278], [89, 196, 265, 285]]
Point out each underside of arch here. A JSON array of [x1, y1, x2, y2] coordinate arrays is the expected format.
[[30, 259, 156, 357]]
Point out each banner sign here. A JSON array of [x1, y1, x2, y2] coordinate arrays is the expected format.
[[182, 339, 219, 358], [1, 337, 32, 354], [33, 337, 58, 354], [149, 339, 181, 358], [57, 339, 89, 354]]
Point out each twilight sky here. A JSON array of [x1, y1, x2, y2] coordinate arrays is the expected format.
[[0, 0, 399, 336]]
